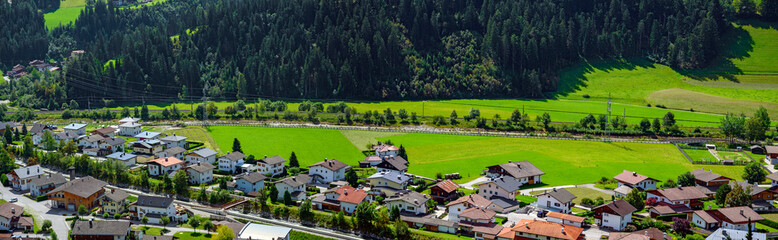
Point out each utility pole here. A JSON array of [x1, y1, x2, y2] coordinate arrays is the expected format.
[[606, 92, 611, 141], [88, 95, 91, 110], [202, 82, 210, 127]]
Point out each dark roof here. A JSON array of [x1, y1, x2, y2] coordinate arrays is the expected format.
[[729, 181, 767, 196], [488, 161, 545, 179], [236, 172, 267, 183], [767, 171, 778, 182], [536, 188, 577, 203], [136, 195, 174, 208], [56, 131, 79, 140], [30, 173, 67, 187], [259, 155, 286, 165], [309, 159, 349, 171], [480, 176, 523, 192], [276, 174, 310, 188], [386, 190, 429, 207], [220, 151, 246, 161], [93, 127, 116, 135], [104, 137, 126, 146], [104, 189, 130, 202], [648, 187, 707, 201], [401, 216, 458, 228], [593, 199, 637, 216], [163, 146, 186, 156], [376, 156, 408, 172], [83, 134, 105, 143], [691, 169, 730, 183], [47, 176, 107, 198], [0, 203, 23, 219], [187, 162, 216, 173], [29, 124, 49, 134], [71, 220, 131, 236]]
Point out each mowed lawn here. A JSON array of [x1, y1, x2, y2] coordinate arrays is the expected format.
[[208, 126, 366, 167], [376, 133, 745, 185]]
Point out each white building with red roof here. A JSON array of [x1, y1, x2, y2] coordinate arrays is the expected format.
[[613, 170, 659, 190], [498, 219, 584, 240], [373, 143, 399, 158], [147, 157, 184, 176]]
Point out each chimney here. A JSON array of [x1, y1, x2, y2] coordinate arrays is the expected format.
[[740, 209, 744, 216], [11, 208, 15, 214], [508, 160, 511, 163], [89, 218, 93, 228], [632, 172, 637, 176], [645, 231, 648, 236], [561, 226, 565, 234], [525, 222, 529, 228]]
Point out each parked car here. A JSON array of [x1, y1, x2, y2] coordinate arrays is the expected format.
[[536, 210, 547, 218], [10, 197, 18, 203]]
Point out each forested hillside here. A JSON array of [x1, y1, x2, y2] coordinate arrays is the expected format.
[[8, 0, 732, 105], [0, 2, 48, 66]]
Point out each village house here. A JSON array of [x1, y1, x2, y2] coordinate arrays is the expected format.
[[766, 172, 778, 195], [367, 170, 409, 195], [63, 123, 87, 135], [135, 131, 162, 141], [0, 203, 32, 231], [430, 180, 459, 203], [47, 176, 108, 211], [147, 157, 184, 176], [119, 122, 142, 136], [79, 135, 104, 149], [6, 165, 45, 191], [613, 170, 658, 191], [257, 155, 286, 177], [132, 140, 164, 155], [308, 158, 350, 184], [155, 146, 186, 160], [55, 131, 81, 143], [485, 160, 545, 185], [218, 151, 246, 173], [313, 185, 371, 214], [609, 228, 671, 240], [373, 143, 399, 157], [497, 219, 584, 240], [131, 195, 188, 224], [385, 190, 430, 215], [359, 155, 383, 167], [275, 174, 310, 201], [401, 215, 458, 234], [186, 162, 215, 185], [237, 222, 291, 240], [92, 126, 116, 138], [234, 171, 266, 195], [446, 194, 498, 222], [6, 65, 28, 79], [766, 146, 778, 165], [546, 212, 585, 228], [690, 206, 763, 231], [101, 189, 130, 215], [729, 181, 775, 210], [186, 148, 218, 164], [534, 188, 577, 214], [0, 123, 16, 135], [477, 176, 522, 201], [592, 199, 637, 231], [646, 186, 707, 209], [100, 137, 126, 154], [106, 152, 137, 167], [30, 124, 54, 145], [691, 169, 732, 196], [706, 228, 766, 240], [457, 207, 502, 239], [28, 173, 67, 197], [70, 219, 131, 240], [613, 186, 633, 199], [376, 156, 408, 173], [118, 117, 140, 125], [159, 134, 188, 149]]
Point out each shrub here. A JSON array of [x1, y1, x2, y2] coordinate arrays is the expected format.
[[582, 94, 590, 98], [581, 198, 594, 205], [36, 195, 48, 201]]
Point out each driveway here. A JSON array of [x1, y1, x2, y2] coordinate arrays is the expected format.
[[460, 176, 488, 190], [0, 183, 70, 239]]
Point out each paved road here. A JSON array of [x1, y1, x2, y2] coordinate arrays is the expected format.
[[0, 182, 70, 239], [460, 176, 487, 190]]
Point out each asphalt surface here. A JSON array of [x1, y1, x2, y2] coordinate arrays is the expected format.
[[0, 182, 71, 239]]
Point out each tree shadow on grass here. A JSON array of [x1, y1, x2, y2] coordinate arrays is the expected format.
[[675, 24, 755, 83], [549, 58, 656, 99]]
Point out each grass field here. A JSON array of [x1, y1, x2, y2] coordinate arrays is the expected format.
[[162, 126, 221, 152], [172, 231, 211, 240], [684, 149, 719, 163], [762, 213, 778, 222], [43, 0, 169, 30], [209, 126, 745, 186], [554, 20, 778, 119]]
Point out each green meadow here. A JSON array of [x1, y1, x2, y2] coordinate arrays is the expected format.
[[43, 0, 169, 30], [209, 126, 745, 186]]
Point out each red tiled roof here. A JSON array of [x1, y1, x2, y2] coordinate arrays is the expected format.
[[432, 180, 459, 193], [334, 185, 369, 204], [148, 157, 183, 167], [546, 211, 585, 223], [511, 219, 584, 240], [614, 170, 658, 185], [459, 207, 496, 220], [446, 194, 493, 208]]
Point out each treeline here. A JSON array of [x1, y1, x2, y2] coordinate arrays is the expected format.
[[51, 0, 732, 105], [0, 1, 48, 66]]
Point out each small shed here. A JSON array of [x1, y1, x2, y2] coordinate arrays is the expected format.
[[705, 144, 716, 150], [751, 145, 766, 155]]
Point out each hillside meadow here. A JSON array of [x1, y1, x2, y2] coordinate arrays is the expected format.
[[554, 20, 778, 118], [206, 126, 744, 186]]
